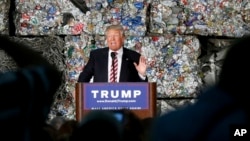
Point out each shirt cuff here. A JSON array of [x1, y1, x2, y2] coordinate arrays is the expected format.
[[138, 73, 146, 80]]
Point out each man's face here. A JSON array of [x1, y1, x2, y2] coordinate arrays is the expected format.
[[106, 29, 124, 51]]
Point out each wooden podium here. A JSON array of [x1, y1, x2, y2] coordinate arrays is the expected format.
[[75, 82, 157, 122]]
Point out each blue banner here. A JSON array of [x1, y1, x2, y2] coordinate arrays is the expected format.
[[83, 83, 149, 110]]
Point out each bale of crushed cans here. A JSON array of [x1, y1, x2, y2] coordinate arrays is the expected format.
[[0, 0, 246, 119]]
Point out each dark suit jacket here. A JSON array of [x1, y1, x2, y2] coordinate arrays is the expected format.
[[78, 47, 148, 82], [150, 86, 249, 141]]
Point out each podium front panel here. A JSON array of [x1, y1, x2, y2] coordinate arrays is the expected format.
[[75, 82, 156, 122]]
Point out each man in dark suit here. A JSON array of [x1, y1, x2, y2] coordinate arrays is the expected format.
[[149, 36, 250, 141], [78, 24, 148, 82]]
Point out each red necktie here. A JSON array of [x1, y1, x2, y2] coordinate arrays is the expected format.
[[110, 52, 118, 82]]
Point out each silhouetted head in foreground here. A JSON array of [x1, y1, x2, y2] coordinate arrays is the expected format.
[[218, 36, 250, 99], [70, 110, 122, 141]]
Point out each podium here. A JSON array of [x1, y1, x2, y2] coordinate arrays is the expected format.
[[75, 82, 157, 122]]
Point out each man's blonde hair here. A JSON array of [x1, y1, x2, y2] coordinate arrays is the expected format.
[[105, 24, 125, 37]]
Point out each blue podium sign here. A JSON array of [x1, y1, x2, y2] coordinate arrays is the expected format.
[[82, 83, 149, 110]]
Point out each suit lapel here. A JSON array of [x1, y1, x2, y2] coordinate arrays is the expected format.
[[102, 48, 109, 82], [120, 48, 129, 82]]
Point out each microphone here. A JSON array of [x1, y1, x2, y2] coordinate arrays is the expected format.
[[111, 52, 116, 59]]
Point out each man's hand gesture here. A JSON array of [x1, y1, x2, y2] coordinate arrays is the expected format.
[[134, 55, 147, 77]]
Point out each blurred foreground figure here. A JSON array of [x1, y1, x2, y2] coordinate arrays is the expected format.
[[70, 109, 145, 141], [150, 36, 250, 141], [0, 35, 62, 141], [70, 110, 123, 141]]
